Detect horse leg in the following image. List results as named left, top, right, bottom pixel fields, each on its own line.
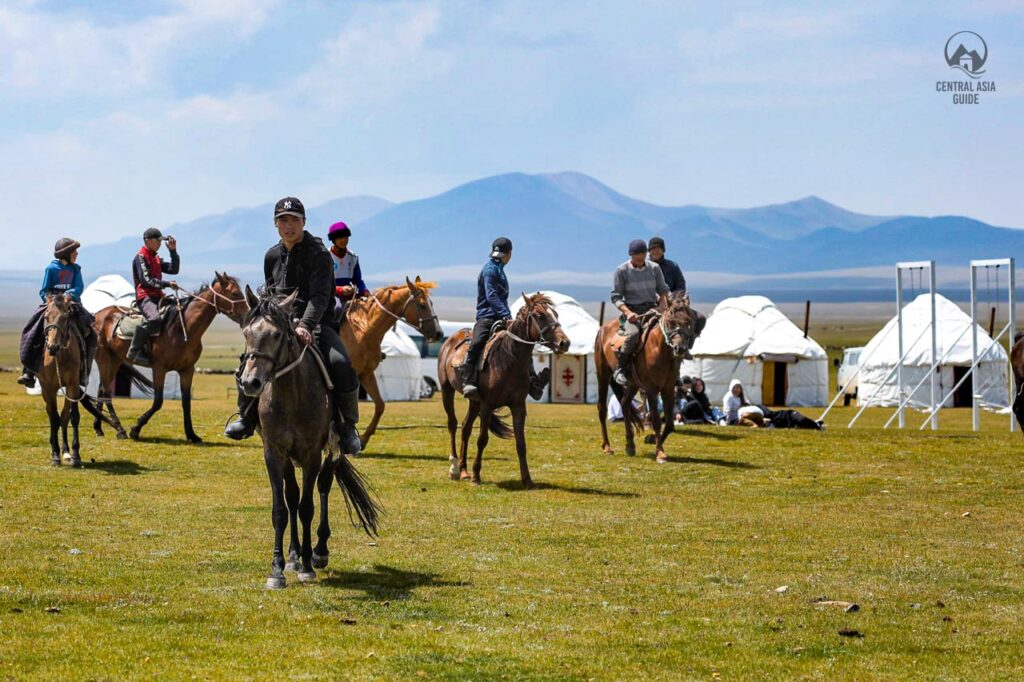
left=284, top=461, right=301, bottom=572
left=441, top=383, right=460, bottom=479
left=659, top=386, right=675, bottom=447
left=97, top=352, right=128, bottom=439
left=180, top=366, right=201, bottom=443
left=623, top=387, right=638, bottom=457
left=93, top=384, right=105, bottom=437
left=459, top=400, right=481, bottom=481
left=312, top=454, right=334, bottom=569
left=645, top=387, right=667, bottom=464
left=1013, top=381, right=1024, bottom=436
left=60, top=398, right=72, bottom=463
left=358, top=371, right=385, bottom=449
left=69, top=401, right=82, bottom=468
left=264, top=450, right=288, bottom=589
left=130, top=367, right=165, bottom=440
left=45, top=395, right=61, bottom=466
left=511, top=401, right=533, bottom=489
left=597, top=370, right=613, bottom=455
left=472, top=406, right=492, bottom=485
left=296, top=456, right=321, bottom=582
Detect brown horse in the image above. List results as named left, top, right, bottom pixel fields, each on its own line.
left=437, top=293, right=570, bottom=488
left=1011, top=332, right=1024, bottom=434
left=340, top=276, right=442, bottom=447
left=36, top=294, right=113, bottom=466
left=92, top=272, right=248, bottom=442
left=595, top=292, right=705, bottom=463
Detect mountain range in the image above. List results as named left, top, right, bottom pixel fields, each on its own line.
left=78, top=171, right=1023, bottom=299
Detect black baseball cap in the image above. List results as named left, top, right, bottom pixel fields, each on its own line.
left=648, top=237, right=666, bottom=251
left=274, top=197, right=305, bottom=219
left=490, top=237, right=513, bottom=258
left=143, top=227, right=162, bottom=240
left=628, top=239, right=648, bottom=255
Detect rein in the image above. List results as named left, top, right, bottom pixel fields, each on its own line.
left=240, top=325, right=333, bottom=391
left=184, top=284, right=250, bottom=315
left=369, top=289, right=440, bottom=336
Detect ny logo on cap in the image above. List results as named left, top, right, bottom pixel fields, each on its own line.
left=283, top=200, right=292, bottom=209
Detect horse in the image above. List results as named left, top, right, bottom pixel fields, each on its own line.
left=239, top=286, right=380, bottom=589
left=595, top=292, right=705, bottom=463
left=36, top=294, right=115, bottom=467
left=1011, top=332, right=1024, bottom=435
left=437, top=293, right=570, bottom=488
left=92, top=272, right=248, bottom=442
left=340, top=276, right=442, bottom=448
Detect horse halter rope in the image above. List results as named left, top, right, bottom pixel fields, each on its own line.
left=43, top=316, right=85, bottom=402
left=505, top=308, right=564, bottom=351
left=370, top=290, right=440, bottom=336
left=186, top=284, right=250, bottom=316
left=239, top=317, right=333, bottom=391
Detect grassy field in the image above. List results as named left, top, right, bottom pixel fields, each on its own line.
left=1, top=365, right=1023, bottom=680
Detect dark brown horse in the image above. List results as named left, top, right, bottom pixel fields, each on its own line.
left=595, top=292, right=705, bottom=463
left=92, top=272, right=248, bottom=442
left=36, top=294, right=113, bottom=467
left=1012, top=332, right=1024, bottom=434
left=437, top=293, right=570, bottom=488
left=340, top=277, right=442, bottom=448
left=239, top=286, right=380, bottom=588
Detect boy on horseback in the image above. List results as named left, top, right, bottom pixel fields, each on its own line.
left=610, top=239, right=669, bottom=386
left=127, top=228, right=180, bottom=364
left=461, top=237, right=549, bottom=400
left=224, top=197, right=363, bottom=456
left=327, top=220, right=368, bottom=318
left=18, top=238, right=98, bottom=388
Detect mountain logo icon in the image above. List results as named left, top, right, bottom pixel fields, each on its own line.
left=945, top=31, right=987, bottom=78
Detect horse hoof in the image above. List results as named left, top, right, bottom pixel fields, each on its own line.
left=644, top=435, right=656, bottom=445
left=116, top=431, right=128, bottom=440
left=265, top=575, right=287, bottom=590
left=62, top=452, right=73, bottom=464
left=312, top=553, right=329, bottom=569
left=656, top=452, right=668, bottom=464
left=602, top=445, right=613, bottom=455
left=297, top=570, right=317, bottom=583
left=129, top=428, right=141, bottom=441
left=187, top=436, right=203, bottom=444
left=459, top=471, right=472, bottom=481
left=285, top=560, right=300, bottom=573
left=70, top=457, right=82, bottom=469
left=50, top=455, right=61, bottom=466
left=625, top=446, right=636, bottom=457
left=471, top=476, right=481, bottom=485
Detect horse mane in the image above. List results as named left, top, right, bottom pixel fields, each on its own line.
left=244, top=287, right=295, bottom=339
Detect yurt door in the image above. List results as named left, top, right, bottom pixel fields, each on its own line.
left=551, top=354, right=585, bottom=403
left=761, top=361, right=788, bottom=406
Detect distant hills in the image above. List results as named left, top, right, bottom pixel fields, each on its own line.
left=76, top=171, right=1022, bottom=300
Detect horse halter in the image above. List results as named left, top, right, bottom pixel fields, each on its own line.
left=189, top=283, right=250, bottom=318
left=371, top=289, right=440, bottom=337
left=658, top=309, right=694, bottom=356
left=507, top=307, right=564, bottom=351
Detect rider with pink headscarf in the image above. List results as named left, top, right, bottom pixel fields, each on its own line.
left=327, top=221, right=368, bottom=317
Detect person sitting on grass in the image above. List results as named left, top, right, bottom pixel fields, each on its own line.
left=679, top=377, right=719, bottom=424
left=722, top=379, right=764, bottom=427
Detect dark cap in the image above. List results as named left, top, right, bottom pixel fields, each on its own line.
left=628, top=239, right=648, bottom=255
left=681, top=375, right=693, bottom=385
left=274, top=197, right=305, bottom=220
left=648, top=237, right=666, bottom=251
left=490, top=237, right=513, bottom=258
left=54, top=237, right=80, bottom=260
left=143, top=227, right=162, bottom=240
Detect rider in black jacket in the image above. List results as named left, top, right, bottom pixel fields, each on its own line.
left=223, top=197, right=362, bottom=454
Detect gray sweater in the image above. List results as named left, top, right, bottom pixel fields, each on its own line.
left=611, top=260, right=669, bottom=311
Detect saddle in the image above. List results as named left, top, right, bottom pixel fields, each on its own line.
left=452, top=326, right=508, bottom=372
left=114, top=296, right=190, bottom=340
left=607, top=312, right=659, bottom=354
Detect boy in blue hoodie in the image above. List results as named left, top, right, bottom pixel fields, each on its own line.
left=18, top=238, right=98, bottom=388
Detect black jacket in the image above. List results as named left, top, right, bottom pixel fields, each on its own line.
left=688, top=389, right=712, bottom=415
left=651, top=256, right=686, bottom=294
left=263, top=231, right=336, bottom=330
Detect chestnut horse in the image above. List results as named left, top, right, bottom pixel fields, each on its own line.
left=437, top=293, right=570, bottom=488
left=340, top=276, right=442, bottom=448
left=92, top=272, right=248, bottom=442
left=595, top=292, right=705, bottom=463
left=36, top=294, right=113, bottom=466
left=1012, top=332, right=1024, bottom=434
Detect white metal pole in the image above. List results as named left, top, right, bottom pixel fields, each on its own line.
left=896, top=266, right=905, bottom=428
left=929, top=264, right=938, bottom=430
left=971, top=265, right=979, bottom=431
left=1009, top=258, right=1017, bottom=433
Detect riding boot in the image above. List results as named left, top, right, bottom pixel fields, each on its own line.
left=334, top=388, right=363, bottom=455
left=80, top=330, right=99, bottom=387
left=126, top=325, right=151, bottom=364
left=528, top=366, right=550, bottom=401
left=462, top=361, right=480, bottom=398
left=613, top=351, right=632, bottom=386
left=17, top=367, right=36, bottom=388
left=224, top=392, right=259, bottom=440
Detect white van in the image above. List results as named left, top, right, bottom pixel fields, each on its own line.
left=398, top=320, right=473, bottom=398
left=835, top=346, right=864, bottom=406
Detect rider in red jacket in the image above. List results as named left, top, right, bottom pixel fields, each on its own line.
left=127, top=228, right=180, bottom=363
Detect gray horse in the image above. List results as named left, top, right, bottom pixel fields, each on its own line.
left=239, top=286, right=380, bottom=589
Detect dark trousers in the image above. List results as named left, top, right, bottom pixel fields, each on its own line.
left=465, top=318, right=497, bottom=370
left=138, top=297, right=161, bottom=331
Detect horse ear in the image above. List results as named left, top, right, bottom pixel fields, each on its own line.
left=695, top=311, right=707, bottom=336
left=244, top=284, right=259, bottom=310
left=521, top=292, right=530, bottom=308
left=415, top=275, right=423, bottom=284
left=279, top=289, right=299, bottom=314
left=406, top=276, right=416, bottom=292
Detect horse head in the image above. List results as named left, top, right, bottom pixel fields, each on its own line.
left=211, top=271, right=249, bottom=326
left=238, top=285, right=300, bottom=397
left=519, top=292, right=570, bottom=354
left=662, top=292, right=705, bottom=359
left=44, top=293, right=73, bottom=356
left=403, top=276, right=442, bottom=342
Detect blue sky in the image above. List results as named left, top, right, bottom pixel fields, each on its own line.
left=1, top=0, right=1021, bottom=267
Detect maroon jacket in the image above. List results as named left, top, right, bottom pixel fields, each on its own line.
left=132, top=246, right=180, bottom=300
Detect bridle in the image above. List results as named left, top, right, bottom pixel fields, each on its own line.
left=185, top=282, right=250, bottom=318
left=657, top=308, right=695, bottom=356
left=43, top=304, right=85, bottom=402
left=504, top=306, right=564, bottom=351
left=370, top=289, right=440, bottom=337
left=238, top=310, right=333, bottom=391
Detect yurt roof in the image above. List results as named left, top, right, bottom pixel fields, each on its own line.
left=509, top=290, right=599, bottom=355
left=689, top=295, right=826, bottom=360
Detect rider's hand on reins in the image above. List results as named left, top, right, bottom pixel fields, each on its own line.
left=295, top=326, right=313, bottom=346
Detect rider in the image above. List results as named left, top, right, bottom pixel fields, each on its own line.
left=610, top=239, right=669, bottom=386
left=327, top=220, right=369, bottom=319
left=647, top=237, right=686, bottom=294
left=461, top=237, right=549, bottom=400
left=223, top=197, right=363, bottom=456
left=17, top=238, right=99, bottom=388
left=127, top=228, right=180, bottom=364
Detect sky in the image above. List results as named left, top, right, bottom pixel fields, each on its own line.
left=1, top=0, right=1022, bottom=268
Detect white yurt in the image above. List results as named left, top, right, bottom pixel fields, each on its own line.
left=680, top=295, right=828, bottom=406
left=80, top=275, right=182, bottom=399
left=857, top=293, right=1009, bottom=410
left=373, top=326, right=425, bottom=401
left=510, top=291, right=600, bottom=403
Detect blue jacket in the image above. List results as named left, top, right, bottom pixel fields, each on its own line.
left=476, top=257, right=511, bottom=320
left=39, top=259, right=84, bottom=302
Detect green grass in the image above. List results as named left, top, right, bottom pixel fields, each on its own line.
left=1, top=368, right=1023, bottom=680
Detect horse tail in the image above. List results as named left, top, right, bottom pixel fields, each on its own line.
left=609, top=380, right=645, bottom=432
left=78, top=394, right=118, bottom=428
left=488, top=409, right=515, bottom=440
left=123, top=365, right=154, bottom=395
left=333, top=454, right=383, bottom=537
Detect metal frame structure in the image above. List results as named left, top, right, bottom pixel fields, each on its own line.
left=969, top=258, right=1016, bottom=432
